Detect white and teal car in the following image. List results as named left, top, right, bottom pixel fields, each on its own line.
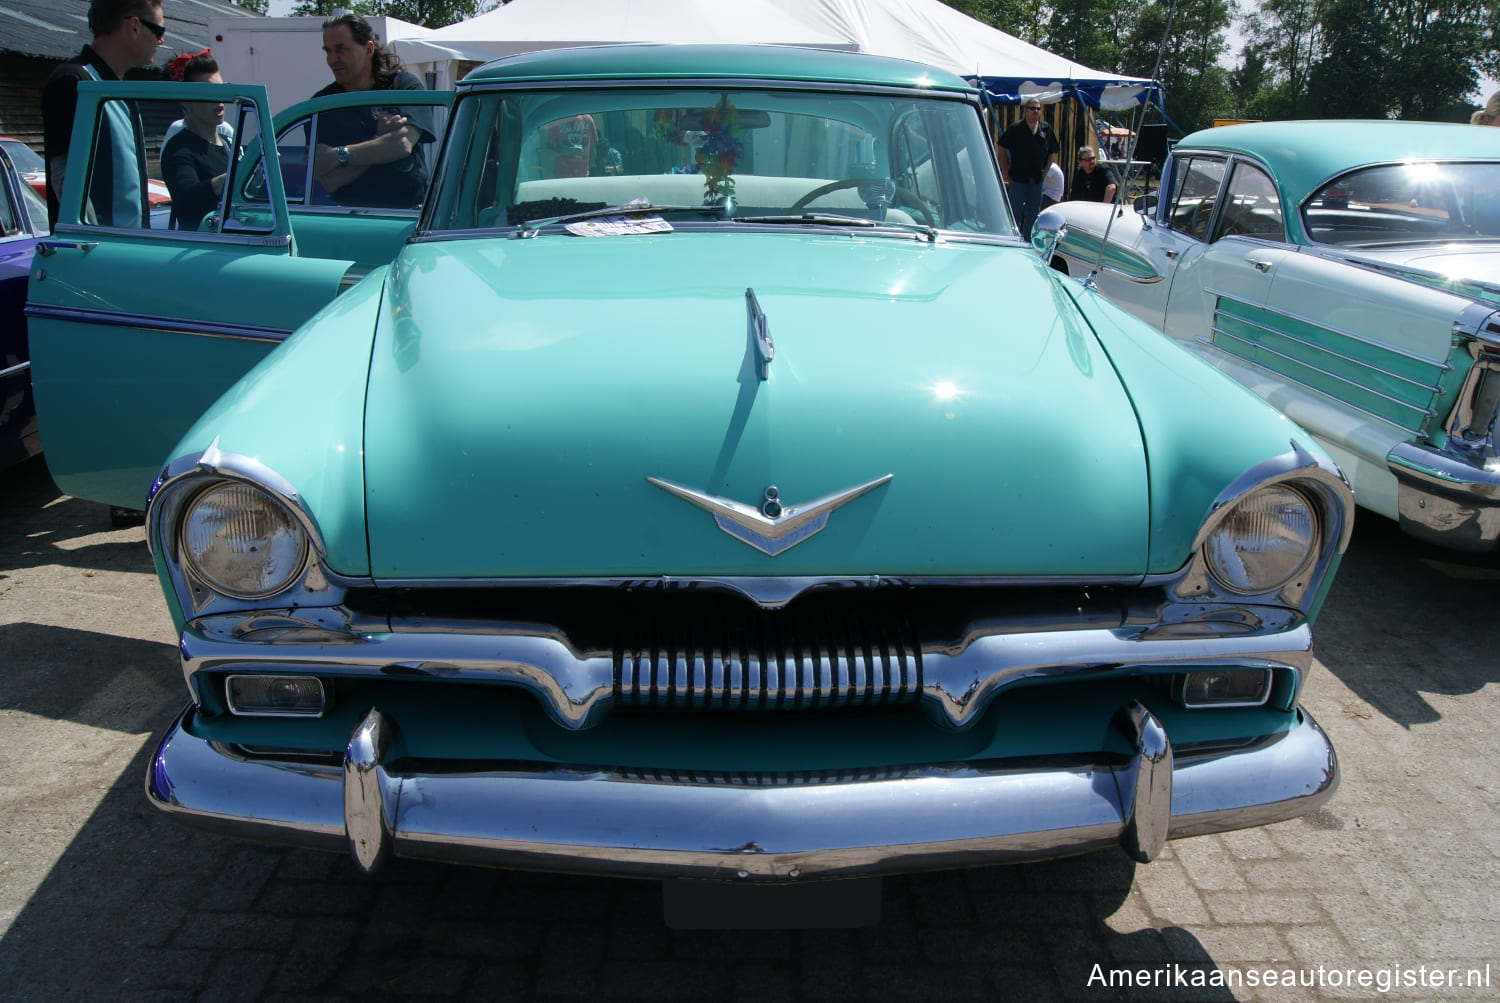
left=1037, top=121, right=1500, bottom=553
left=27, top=46, right=1349, bottom=885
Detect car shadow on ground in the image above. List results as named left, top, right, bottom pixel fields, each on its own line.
left=1313, top=511, right=1500, bottom=727
left=0, top=739, right=1234, bottom=1002
left=0, top=457, right=152, bottom=579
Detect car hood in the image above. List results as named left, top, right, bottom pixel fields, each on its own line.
left=1331, top=243, right=1500, bottom=305
left=361, top=232, right=1151, bottom=579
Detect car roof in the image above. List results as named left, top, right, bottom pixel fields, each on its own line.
left=462, top=42, right=976, bottom=94
left=1174, top=120, right=1500, bottom=198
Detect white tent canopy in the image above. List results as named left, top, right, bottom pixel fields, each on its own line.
left=395, top=0, right=855, bottom=63
left=394, top=0, right=1155, bottom=111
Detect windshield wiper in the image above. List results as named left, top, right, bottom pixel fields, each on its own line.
left=734, top=213, right=938, bottom=241
left=513, top=201, right=716, bottom=236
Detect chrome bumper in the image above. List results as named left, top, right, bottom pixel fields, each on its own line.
left=146, top=702, right=1338, bottom=881
left=1390, top=441, right=1500, bottom=552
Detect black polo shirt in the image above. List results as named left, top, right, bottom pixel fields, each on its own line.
left=998, top=117, right=1059, bottom=184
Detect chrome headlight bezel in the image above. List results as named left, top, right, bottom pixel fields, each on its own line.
left=1167, top=442, right=1354, bottom=611
left=178, top=481, right=310, bottom=600
left=146, top=440, right=353, bottom=618
left=1203, top=483, right=1320, bottom=596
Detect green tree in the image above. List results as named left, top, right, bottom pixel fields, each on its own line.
left=289, top=0, right=498, bottom=27
left=1045, top=0, right=1118, bottom=70
left=1121, top=0, right=1236, bottom=130
left=232, top=0, right=269, bottom=13
left=1242, top=0, right=1320, bottom=115
left=943, top=0, right=1052, bottom=45
left=1303, top=0, right=1391, bottom=117
left=1293, top=0, right=1488, bottom=119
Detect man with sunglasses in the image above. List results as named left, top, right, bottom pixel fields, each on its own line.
left=997, top=98, right=1059, bottom=240
left=42, top=0, right=165, bottom=228
left=1070, top=145, right=1118, bottom=204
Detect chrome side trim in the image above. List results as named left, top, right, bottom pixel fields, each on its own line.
left=1204, top=284, right=1459, bottom=370
left=48, top=221, right=293, bottom=249
left=177, top=611, right=1313, bottom=732
left=0, top=360, right=29, bottom=379
left=1203, top=325, right=1437, bottom=434
left=1206, top=306, right=1445, bottom=397
left=144, top=703, right=1338, bottom=881
left=23, top=303, right=292, bottom=344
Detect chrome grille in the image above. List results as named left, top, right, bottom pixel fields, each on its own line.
left=615, top=615, right=921, bottom=710
left=616, top=766, right=914, bottom=786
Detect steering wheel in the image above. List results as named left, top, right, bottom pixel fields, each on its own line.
left=790, top=178, right=937, bottom=228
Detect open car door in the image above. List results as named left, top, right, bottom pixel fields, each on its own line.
left=26, top=81, right=357, bottom=509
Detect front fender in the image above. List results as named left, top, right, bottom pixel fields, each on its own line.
left=1035, top=204, right=1164, bottom=283
left=160, top=270, right=389, bottom=582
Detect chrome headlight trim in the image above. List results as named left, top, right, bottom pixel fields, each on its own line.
left=1203, top=484, right=1319, bottom=595
left=1159, top=440, right=1353, bottom=612
left=179, top=481, right=310, bottom=600
left=147, top=438, right=366, bottom=617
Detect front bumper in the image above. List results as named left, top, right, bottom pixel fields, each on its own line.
left=146, top=701, right=1338, bottom=881
left=1389, top=441, right=1500, bottom=552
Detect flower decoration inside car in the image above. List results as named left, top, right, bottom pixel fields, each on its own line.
left=654, top=98, right=743, bottom=202
left=694, top=95, right=742, bottom=202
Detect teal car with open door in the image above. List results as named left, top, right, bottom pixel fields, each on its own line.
left=28, top=47, right=1349, bottom=892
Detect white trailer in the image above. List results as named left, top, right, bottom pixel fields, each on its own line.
left=205, top=15, right=440, bottom=115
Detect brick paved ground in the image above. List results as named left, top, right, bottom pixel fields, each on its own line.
left=1, top=455, right=1496, bottom=1001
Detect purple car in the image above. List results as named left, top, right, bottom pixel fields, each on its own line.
left=0, top=142, right=48, bottom=470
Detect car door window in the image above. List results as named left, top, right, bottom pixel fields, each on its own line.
left=1214, top=161, right=1283, bottom=241
left=74, top=91, right=263, bottom=233
left=1164, top=155, right=1225, bottom=241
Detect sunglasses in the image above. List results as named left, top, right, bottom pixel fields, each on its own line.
left=1024, top=105, right=1042, bottom=112
left=134, top=15, right=166, bottom=40
left=1080, top=156, right=1096, bottom=162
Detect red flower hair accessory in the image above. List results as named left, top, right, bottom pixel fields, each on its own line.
left=169, top=49, right=211, bottom=83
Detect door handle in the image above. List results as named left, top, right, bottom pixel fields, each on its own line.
left=1164, top=249, right=1178, bottom=259
left=1249, top=258, right=1273, bottom=273
left=37, top=240, right=99, bottom=257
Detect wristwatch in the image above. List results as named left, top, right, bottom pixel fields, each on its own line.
left=334, top=146, right=350, bottom=166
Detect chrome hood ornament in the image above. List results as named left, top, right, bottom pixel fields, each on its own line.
left=647, top=474, right=893, bottom=556
left=746, top=287, right=774, bottom=381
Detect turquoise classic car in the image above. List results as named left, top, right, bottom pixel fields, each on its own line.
left=28, top=46, right=1350, bottom=886
left=1037, top=121, right=1500, bottom=553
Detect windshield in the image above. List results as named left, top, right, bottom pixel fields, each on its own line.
left=0, top=138, right=44, bottom=174
left=425, top=86, right=1011, bottom=236
left=1304, top=162, right=1500, bottom=245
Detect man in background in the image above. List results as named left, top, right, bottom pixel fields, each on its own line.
left=1070, top=145, right=1118, bottom=204
left=42, top=0, right=164, bottom=227
left=310, top=12, right=434, bottom=208
left=997, top=99, right=1058, bottom=240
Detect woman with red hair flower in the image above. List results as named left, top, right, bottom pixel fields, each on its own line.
left=161, top=49, right=233, bottom=230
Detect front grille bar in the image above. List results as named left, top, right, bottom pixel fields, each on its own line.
left=614, top=614, right=922, bottom=710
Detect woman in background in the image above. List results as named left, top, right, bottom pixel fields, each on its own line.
left=161, top=50, right=230, bottom=230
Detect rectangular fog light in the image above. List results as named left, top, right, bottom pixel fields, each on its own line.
left=226, top=675, right=327, bottom=717
left=1174, top=669, right=1272, bottom=708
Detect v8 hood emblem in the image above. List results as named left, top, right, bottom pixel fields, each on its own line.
left=646, top=474, right=893, bottom=556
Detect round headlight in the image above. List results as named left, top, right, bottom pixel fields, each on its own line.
left=1204, top=485, right=1318, bottom=594
left=180, top=482, right=309, bottom=599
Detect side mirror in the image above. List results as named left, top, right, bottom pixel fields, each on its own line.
left=1134, top=193, right=1157, bottom=215
left=1032, top=218, right=1066, bottom=261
